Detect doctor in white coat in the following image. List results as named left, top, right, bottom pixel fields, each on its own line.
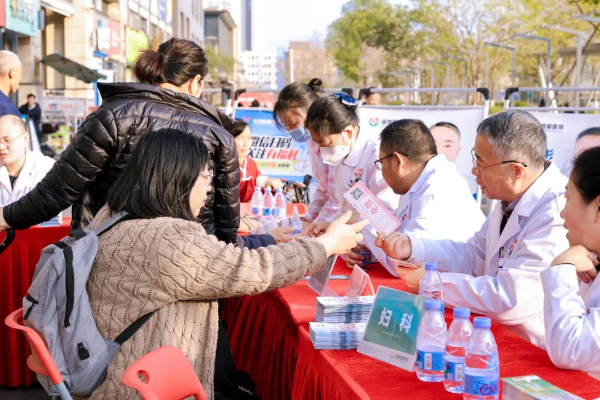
left=0, top=115, right=55, bottom=206
left=305, top=93, right=399, bottom=263
left=362, top=119, right=485, bottom=275
left=541, top=146, right=600, bottom=380
left=375, top=110, right=569, bottom=348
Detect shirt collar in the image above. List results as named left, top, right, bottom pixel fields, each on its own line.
left=342, top=128, right=367, bottom=167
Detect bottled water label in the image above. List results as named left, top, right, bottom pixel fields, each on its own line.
left=464, top=373, right=499, bottom=397
left=263, top=208, right=272, bottom=217
left=251, top=207, right=261, bottom=216
left=275, top=208, right=286, bottom=218
left=444, top=359, right=464, bottom=382
left=417, top=350, right=444, bottom=371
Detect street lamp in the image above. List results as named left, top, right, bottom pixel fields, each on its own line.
left=541, top=24, right=585, bottom=107
left=513, top=33, right=552, bottom=95
left=571, top=14, right=600, bottom=24
left=427, top=60, right=450, bottom=88
left=443, top=55, right=468, bottom=87
left=463, top=50, right=490, bottom=87
left=413, top=65, right=435, bottom=88
left=484, top=42, right=516, bottom=87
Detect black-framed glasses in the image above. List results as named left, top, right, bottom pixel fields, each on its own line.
left=471, top=148, right=528, bottom=174
left=332, top=92, right=358, bottom=107
left=374, top=153, right=408, bottom=171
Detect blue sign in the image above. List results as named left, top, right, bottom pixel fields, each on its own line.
left=159, top=0, right=166, bottom=21
left=232, top=108, right=312, bottom=182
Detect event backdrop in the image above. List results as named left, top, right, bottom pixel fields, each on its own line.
left=358, top=107, right=487, bottom=194
left=232, top=108, right=312, bottom=182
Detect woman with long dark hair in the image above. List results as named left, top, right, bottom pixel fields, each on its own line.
left=0, top=38, right=239, bottom=244
left=86, top=129, right=367, bottom=399
left=542, top=146, right=600, bottom=380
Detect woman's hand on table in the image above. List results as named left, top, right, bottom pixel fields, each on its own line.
left=314, top=211, right=368, bottom=257
left=307, top=220, right=330, bottom=237
left=268, top=226, right=295, bottom=243
left=375, top=231, right=412, bottom=260
left=551, top=245, right=599, bottom=283
left=345, top=248, right=364, bottom=267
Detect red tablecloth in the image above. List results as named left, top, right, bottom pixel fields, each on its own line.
left=0, top=220, right=71, bottom=387
left=223, top=259, right=600, bottom=400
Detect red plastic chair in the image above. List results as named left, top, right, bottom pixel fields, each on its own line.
left=121, top=346, right=208, bottom=400
left=287, top=202, right=308, bottom=216
left=4, top=308, right=72, bottom=400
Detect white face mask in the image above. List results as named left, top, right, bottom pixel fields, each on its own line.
left=320, top=133, right=351, bottom=166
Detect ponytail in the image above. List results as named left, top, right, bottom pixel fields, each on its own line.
left=133, top=38, right=208, bottom=86
left=274, top=78, right=323, bottom=129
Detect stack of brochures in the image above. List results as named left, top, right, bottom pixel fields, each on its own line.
left=38, top=214, right=62, bottom=227
left=502, top=375, right=584, bottom=400
left=309, top=322, right=366, bottom=350
left=315, top=296, right=374, bottom=323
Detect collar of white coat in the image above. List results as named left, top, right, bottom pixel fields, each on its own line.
left=342, top=128, right=369, bottom=168
left=406, top=154, right=450, bottom=199
left=509, top=161, right=566, bottom=219
left=0, top=150, right=37, bottom=192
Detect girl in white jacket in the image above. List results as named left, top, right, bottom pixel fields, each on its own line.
left=304, top=93, right=400, bottom=267
left=542, top=145, right=600, bottom=380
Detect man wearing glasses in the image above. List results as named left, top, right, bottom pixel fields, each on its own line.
left=0, top=115, right=55, bottom=207
left=363, top=119, right=484, bottom=276
left=375, top=110, right=569, bottom=348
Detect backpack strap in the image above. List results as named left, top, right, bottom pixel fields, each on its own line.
left=93, top=211, right=133, bottom=236
left=114, top=312, right=155, bottom=345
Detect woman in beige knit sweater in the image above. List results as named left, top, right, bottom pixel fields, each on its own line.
left=85, top=128, right=368, bottom=399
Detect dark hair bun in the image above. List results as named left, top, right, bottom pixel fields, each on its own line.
left=133, top=38, right=208, bottom=87
left=308, top=78, right=323, bottom=93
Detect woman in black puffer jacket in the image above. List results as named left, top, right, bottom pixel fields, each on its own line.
left=0, top=38, right=240, bottom=244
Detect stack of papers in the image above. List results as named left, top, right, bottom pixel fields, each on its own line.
left=309, top=322, right=366, bottom=350
left=315, top=296, right=374, bottom=323
left=38, top=214, right=62, bottom=227
left=502, top=375, right=584, bottom=400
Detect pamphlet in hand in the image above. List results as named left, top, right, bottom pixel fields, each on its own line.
left=343, top=180, right=401, bottom=235
left=501, top=375, right=584, bottom=400
left=358, top=286, right=426, bottom=371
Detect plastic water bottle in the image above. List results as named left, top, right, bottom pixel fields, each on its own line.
left=291, top=206, right=302, bottom=235
left=419, top=262, right=444, bottom=314
left=262, top=186, right=274, bottom=221
left=444, top=308, right=473, bottom=394
left=251, top=186, right=263, bottom=219
left=463, top=317, right=499, bottom=400
left=416, top=299, right=447, bottom=382
left=274, top=188, right=287, bottom=221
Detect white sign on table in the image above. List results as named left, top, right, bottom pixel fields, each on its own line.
left=345, top=266, right=375, bottom=297
left=308, top=255, right=338, bottom=296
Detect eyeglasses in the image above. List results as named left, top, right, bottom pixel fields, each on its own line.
left=0, top=132, right=26, bottom=147
left=374, top=152, right=408, bottom=171
left=199, top=172, right=213, bottom=186
left=471, top=148, right=528, bottom=174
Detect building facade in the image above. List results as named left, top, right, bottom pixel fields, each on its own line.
left=239, top=50, right=277, bottom=89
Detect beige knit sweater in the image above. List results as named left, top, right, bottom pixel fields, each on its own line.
left=84, top=206, right=328, bottom=399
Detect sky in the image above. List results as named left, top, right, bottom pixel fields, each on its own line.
left=262, top=0, right=347, bottom=51
left=262, top=0, right=407, bottom=52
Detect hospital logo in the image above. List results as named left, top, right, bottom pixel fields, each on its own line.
left=545, top=148, right=554, bottom=160
left=369, top=118, right=380, bottom=127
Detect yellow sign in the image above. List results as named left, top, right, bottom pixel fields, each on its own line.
left=126, top=27, right=149, bottom=66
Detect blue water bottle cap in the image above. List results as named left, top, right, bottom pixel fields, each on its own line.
left=254, top=186, right=261, bottom=191
left=424, top=262, right=438, bottom=271
left=473, top=317, right=491, bottom=329
left=453, top=307, right=470, bottom=319
left=424, top=299, right=441, bottom=310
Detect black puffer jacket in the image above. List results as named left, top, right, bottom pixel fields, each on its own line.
left=3, top=82, right=240, bottom=243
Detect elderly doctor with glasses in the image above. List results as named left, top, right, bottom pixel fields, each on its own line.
left=375, top=110, right=569, bottom=349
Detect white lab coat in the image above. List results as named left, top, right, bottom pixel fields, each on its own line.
left=305, top=139, right=340, bottom=223
left=328, top=132, right=399, bottom=222
left=365, top=154, right=486, bottom=276
left=0, top=150, right=55, bottom=206
left=541, top=264, right=600, bottom=380
left=407, top=162, right=569, bottom=348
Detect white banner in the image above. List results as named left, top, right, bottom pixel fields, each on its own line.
left=526, top=112, right=600, bottom=176
left=358, top=107, right=487, bottom=194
